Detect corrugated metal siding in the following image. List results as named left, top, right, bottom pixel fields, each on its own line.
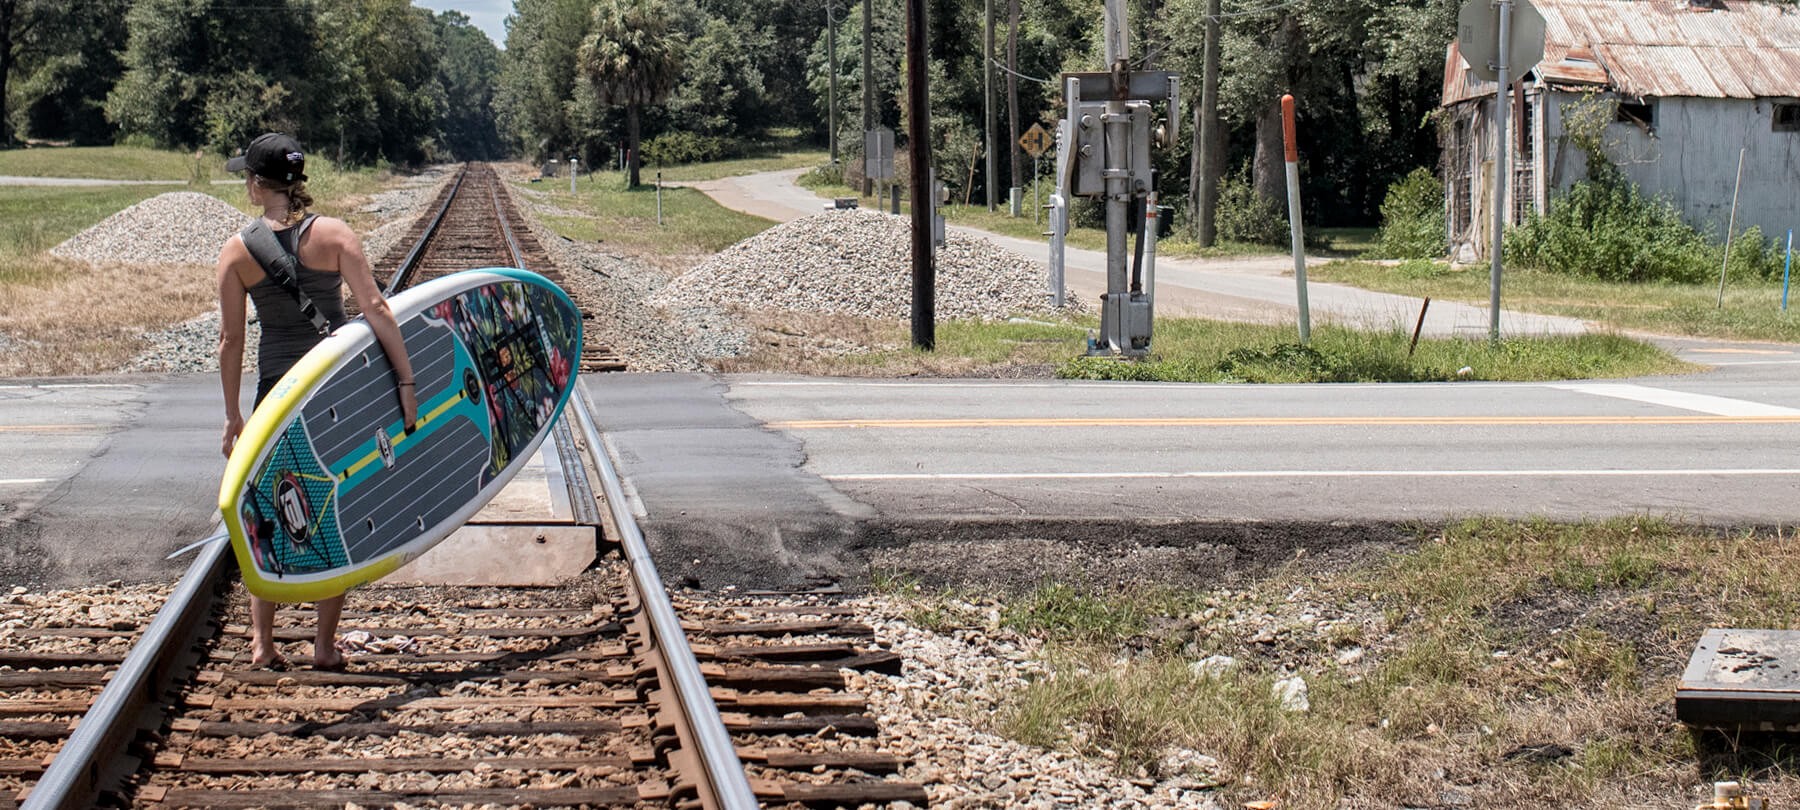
left=1444, top=0, right=1800, bottom=105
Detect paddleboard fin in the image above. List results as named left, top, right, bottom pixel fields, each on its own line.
left=166, top=530, right=230, bottom=560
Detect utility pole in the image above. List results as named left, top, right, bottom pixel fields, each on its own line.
left=984, top=0, right=996, bottom=210
left=862, top=0, right=874, bottom=195
left=907, top=0, right=934, bottom=348
left=1196, top=0, right=1221, bottom=245
left=828, top=0, right=839, bottom=164
left=1007, top=0, right=1021, bottom=189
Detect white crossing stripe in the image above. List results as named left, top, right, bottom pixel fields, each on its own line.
left=825, top=468, right=1800, bottom=481
left=1547, top=383, right=1800, bottom=416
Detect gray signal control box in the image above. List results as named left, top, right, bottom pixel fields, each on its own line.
left=1070, top=101, right=1154, bottom=198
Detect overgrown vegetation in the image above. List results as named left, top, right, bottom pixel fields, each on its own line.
left=877, top=517, right=1800, bottom=807
left=522, top=171, right=773, bottom=257
left=718, top=313, right=1689, bottom=382
left=1216, top=171, right=1291, bottom=246
left=1505, top=93, right=1783, bottom=284
left=1375, top=167, right=1445, bottom=259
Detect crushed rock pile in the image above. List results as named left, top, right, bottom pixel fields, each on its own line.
left=653, top=209, right=1082, bottom=320
left=50, top=191, right=250, bottom=265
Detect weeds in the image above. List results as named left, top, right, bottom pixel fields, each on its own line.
left=878, top=518, right=1800, bottom=807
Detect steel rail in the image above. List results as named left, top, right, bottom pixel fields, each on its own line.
left=489, top=179, right=758, bottom=810
left=22, top=535, right=233, bottom=810
left=382, top=164, right=468, bottom=296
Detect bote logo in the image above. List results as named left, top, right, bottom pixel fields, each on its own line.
left=275, top=472, right=311, bottom=541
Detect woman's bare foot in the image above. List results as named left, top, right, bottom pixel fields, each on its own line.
left=249, top=653, right=289, bottom=671
left=312, top=646, right=346, bottom=671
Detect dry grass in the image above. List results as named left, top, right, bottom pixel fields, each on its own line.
left=0, top=256, right=215, bottom=376
left=884, top=517, right=1800, bottom=809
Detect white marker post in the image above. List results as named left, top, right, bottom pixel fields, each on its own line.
left=1489, top=0, right=1511, bottom=342
left=1281, top=94, right=1310, bottom=343
left=569, top=158, right=578, bottom=194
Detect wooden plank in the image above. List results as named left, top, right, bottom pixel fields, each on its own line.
left=0, top=652, right=125, bottom=668
left=199, top=668, right=627, bottom=688
left=187, top=694, right=630, bottom=713
left=0, top=699, right=89, bottom=716
left=0, top=671, right=107, bottom=688
left=726, top=713, right=879, bottom=737
left=699, top=620, right=874, bottom=638
left=0, top=759, right=43, bottom=776
left=207, top=648, right=629, bottom=666
left=712, top=692, right=866, bottom=712
left=701, top=642, right=860, bottom=662
left=165, top=754, right=632, bottom=774
left=7, top=628, right=136, bottom=639
left=219, top=624, right=619, bottom=640
left=0, top=720, right=73, bottom=740
left=279, top=607, right=602, bottom=620
left=169, top=717, right=634, bottom=739
left=151, top=787, right=643, bottom=808
left=750, top=750, right=904, bottom=773
left=780, top=781, right=932, bottom=805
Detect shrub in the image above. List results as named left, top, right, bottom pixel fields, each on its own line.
left=1216, top=171, right=1289, bottom=246
left=1376, top=168, right=1446, bottom=259
left=640, top=132, right=733, bottom=166
left=799, top=160, right=843, bottom=188
left=1505, top=178, right=1714, bottom=283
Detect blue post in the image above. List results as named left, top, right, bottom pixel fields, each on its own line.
left=1784, top=229, right=1794, bottom=312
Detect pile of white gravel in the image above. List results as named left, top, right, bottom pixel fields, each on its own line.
left=49, top=191, right=249, bottom=265
left=653, top=210, right=1081, bottom=321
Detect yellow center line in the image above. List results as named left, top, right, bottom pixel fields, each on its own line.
left=768, top=415, right=1800, bottom=429
left=338, top=391, right=468, bottom=481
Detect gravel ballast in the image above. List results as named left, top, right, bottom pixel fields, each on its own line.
left=49, top=191, right=250, bottom=266
left=653, top=209, right=1083, bottom=321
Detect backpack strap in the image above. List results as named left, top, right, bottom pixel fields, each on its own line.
left=240, top=219, right=330, bottom=335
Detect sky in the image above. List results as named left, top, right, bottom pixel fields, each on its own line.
left=412, top=1, right=510, bottom=49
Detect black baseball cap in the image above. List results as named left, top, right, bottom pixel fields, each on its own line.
left=226, top=133, right=308, bottom=183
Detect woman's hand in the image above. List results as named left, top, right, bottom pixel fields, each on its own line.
left=398, top=383, right=419, bottom=431
left=222, top=414, right=245, bottom=458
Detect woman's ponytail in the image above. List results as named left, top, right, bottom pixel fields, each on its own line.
left=254, top=177, right=313, bottom=225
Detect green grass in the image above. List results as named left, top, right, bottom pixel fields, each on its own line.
left=887, top=517, right=1800, bottom=807
left=650, top=149, right=829, bottom=183
left=1312, top=260, right=1800, bottom=343
left=0, top=145, right=234, bottom=182
left=525, top=171, right=775, bottom=255
left=0, top=185, right=191, bottom=262
left=802, top=316, right=1690, bottom=382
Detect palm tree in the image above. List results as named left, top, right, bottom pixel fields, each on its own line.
left=578, top=0, right=684, bottom=188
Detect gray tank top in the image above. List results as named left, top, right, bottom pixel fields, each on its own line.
left=245, top=215, right=348, bottom=377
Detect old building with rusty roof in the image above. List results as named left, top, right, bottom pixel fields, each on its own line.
left=1442, top=0, right=1800, bottom=260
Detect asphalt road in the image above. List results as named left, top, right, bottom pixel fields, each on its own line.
left=4, top=171, right=1797, bottom=592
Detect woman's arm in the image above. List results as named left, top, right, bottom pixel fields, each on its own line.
left=325, top=218, right=419, bottom=429
left=217, top=242, right=250, bottom=457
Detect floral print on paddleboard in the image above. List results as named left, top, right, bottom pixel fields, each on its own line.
left=430, top=280, right=580, bottom=479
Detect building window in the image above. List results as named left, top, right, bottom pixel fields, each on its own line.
left=1616, top=100, right=1655, bottom=129
left=1775, top=103, right=1800, bottom=133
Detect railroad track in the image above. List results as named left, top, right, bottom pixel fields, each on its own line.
left=374, top=163, right=626, bottom=373
left=3, top=164, right=928, bottom=809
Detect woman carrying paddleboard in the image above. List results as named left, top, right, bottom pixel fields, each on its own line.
left=216, top=132, right=419, bottom=671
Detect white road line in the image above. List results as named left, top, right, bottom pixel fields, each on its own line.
left=1547, top=383, right=1800, bottom=416
left=0, top=383, right=138, bottom=390
left=824, top=468, right=1800, bottom=481
left=601, top=432, right=649, bottom=519
left=0, top=478, right=53, bottom=485
left=736, top=380, right=1524, bottom=391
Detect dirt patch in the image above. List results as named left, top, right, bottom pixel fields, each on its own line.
left=859, top=517, right=1417, bottom=595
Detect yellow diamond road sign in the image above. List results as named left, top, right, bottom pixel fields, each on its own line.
left=1019, top=123, right=1052, bottom=158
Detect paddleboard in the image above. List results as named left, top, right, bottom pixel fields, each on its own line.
left=219, top=267, right=584, bottom=602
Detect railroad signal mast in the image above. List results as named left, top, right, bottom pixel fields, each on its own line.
left=1051, top=0, right=1180, bottom=357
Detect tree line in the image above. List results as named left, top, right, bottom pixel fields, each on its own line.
left=3, top=0, right=1458, bottom=229
left=1, top=0, right=503, bottom=164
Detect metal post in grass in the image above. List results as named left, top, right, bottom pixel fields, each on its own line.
left=656, top=170, right=663, bottom=227
left=1281, top=94, right=1311, bottom=344
left=1784, top=229, right=1793, bottom=312
left=569, top=158, right=578, bottom=195
left=1488, top=0, right=1512, bottom=343
left=1717, top=147, right=1746, bottom=309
